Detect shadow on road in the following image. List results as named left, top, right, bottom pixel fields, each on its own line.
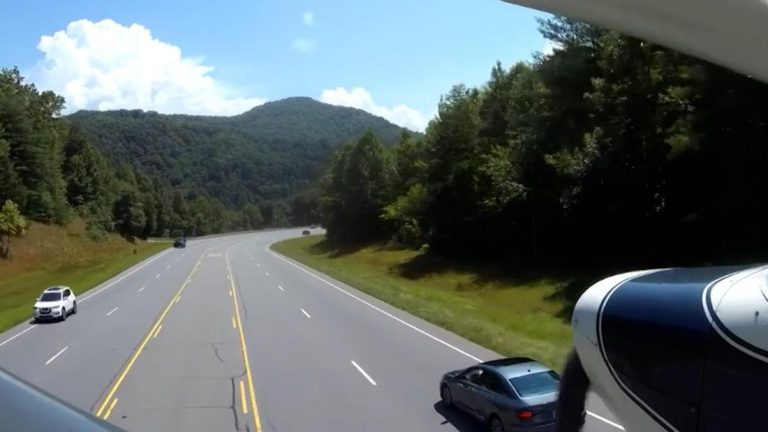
left=28, top=319, right=59, bottom=325
left=433, top=401, right=485, bottom=432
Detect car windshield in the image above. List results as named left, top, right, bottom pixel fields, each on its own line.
left=39, top=292, right=61, bottom=302
left=509, top=371, right=560, bottom=398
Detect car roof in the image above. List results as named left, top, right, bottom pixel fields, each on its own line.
left=43, top=286, right=68, bottom=292
left=481, top=357, right=551, bottom=379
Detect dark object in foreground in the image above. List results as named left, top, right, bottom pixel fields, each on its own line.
left=173, top=238, right=186, bottom=248
left=0, top=366, right=122, bottom=431
left=440, top=357, right=558, bottom=431
left=302, top=230, right=311, bottom=236
left=555, top=350, right=588, bottom=432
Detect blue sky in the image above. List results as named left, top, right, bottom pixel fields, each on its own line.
left=0, top=0, right=549, bottom=130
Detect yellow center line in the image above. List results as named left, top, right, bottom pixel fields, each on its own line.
left=175, top=295, right=181, bottom=304
left=103, top=398, right=118, bottom=420
left=152, top=324, right=163, bottom=339
left=226, top=248, right=262, bottom=432
left=94, top=245, right=216, bottom=418
left=239, top=380, right=248, bottom=414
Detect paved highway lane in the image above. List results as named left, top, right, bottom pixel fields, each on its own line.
left=0, top=229, right=624, bottom=432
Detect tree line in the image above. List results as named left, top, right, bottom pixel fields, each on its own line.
left=319, top=17, right=768, bottom=269
left=0, top=68, right=316, bottom=253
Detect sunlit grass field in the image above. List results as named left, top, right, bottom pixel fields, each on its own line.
left=0, top=220, right=168, bottom=332
left=272, top=235, right=573, bottom=369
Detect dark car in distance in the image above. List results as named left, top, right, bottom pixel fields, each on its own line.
left=173, top=238, right=186, bottom=248
left=440, top=358, right=559, bottom=432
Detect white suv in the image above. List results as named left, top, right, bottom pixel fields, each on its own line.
left=33, top=286, right=77, bottom=322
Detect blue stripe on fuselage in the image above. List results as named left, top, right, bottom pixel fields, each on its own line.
left=598, top=266, right=747, bottom=432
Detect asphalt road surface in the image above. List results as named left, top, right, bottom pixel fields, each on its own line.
left=0, top=229, right=624, bottom=432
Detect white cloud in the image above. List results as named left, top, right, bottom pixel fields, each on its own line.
left=320, top=87, right=429, bottom=132
left=30, top=19, right=265, bottom=115
left=302, top=11, right=314, bottom=26
left=542, top=39, right=562, bottom=56
left=292, top=38, right=317, bottom=52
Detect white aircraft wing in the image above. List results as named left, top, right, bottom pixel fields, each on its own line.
left=503, top=0, right=768, bottom=82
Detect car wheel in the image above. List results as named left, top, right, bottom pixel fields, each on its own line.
left=72, top=301, right=77, bottom=314
left=489, top=415, right=505, bottom=432
left=440, top=384, right=453, bottom=407
left=60, top=308, right=66, bottom=321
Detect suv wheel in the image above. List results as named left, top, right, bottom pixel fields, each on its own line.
left=72, top=301, right=77, bottom=314
left=60, top=307, right=67, bottom=321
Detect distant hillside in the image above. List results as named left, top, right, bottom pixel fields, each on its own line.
left=68, top=97, right=408, bottom=207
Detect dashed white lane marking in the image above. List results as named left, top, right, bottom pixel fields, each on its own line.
left=155, top=274, right=160, bottom=279
left=106, top=307, right=119, bottom=317
left=138, top=286, right=145, bottom=292
left=45, top=346, right=68, bottom=365
left=351, top=361, right=377, bottom=386
left=166, top=265, right=170, bottom=269
left=278, top=285, right=284, bottom=292
left=267, top=246, right=483, bottom=362
left=1, top=249, right=174, bottom=349
left=267, top=243, right=624, bottom=430
left=301, top=309, right=311, bottom=319
left=265, top=272, right=269, bottom=276
left=79, top=249, right=172, bottom=303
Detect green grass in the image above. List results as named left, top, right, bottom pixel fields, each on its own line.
left=272, top=236, right=573, bottom=369
left=0, top=221, right=169, bottom=332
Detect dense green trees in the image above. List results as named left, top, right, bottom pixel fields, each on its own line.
left=0, top=200, right=27, bottom=258
left=320, top=132, right=393, bottom=243
left=0, top=70, right=407, bottom=248
left=68, top=97, right=405, bottom=207
left=320, top=17, right=768, bottom=269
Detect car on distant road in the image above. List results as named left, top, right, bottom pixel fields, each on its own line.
left=440, top=357, right=559, bottom=432
left=302, top=230, right=311, bottom=236
left=173, top=238, right=186, bottom=248
left=33, top=286, right=77, bottom=322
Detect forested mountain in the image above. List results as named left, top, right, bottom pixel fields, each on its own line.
left=68, top=97, right=406, bottom=206
left=0, top=71, right=407, bottom=248
left=320, top=17, right=768, bottom=270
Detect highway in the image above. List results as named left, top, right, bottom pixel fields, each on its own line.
left=0, top=229, right=623, bottom=432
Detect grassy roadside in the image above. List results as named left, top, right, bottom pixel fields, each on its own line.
left=0, top=220, right=169, bottom=332
left=272, top=235, right=573, bottom=369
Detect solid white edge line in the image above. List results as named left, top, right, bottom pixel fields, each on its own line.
left=350, top=361, right=377, bottom=386
left=106, top=307, right=119, bottom=317
left=0, top=325, right=37, bottom=348
left=45, top=346, right=68, bottom=365
left=274, top=241, right=626, bottom=430
left=1, top=248, right=173, bottom=349
left=267, top=245, right=483, bottom=363
left=587, top=411, right=625, bottom=430
left=301, top=308, right=311, bottom=318
left=79, top=249, right=172, bottom=303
